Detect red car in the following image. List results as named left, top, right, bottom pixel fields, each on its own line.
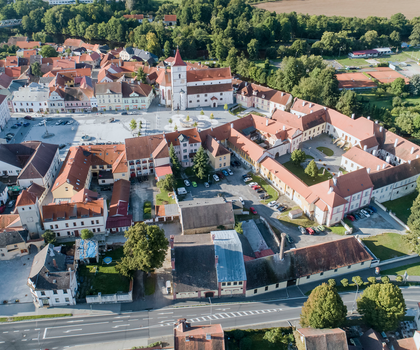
left=252, top=185, right=261, bottom=190
left=24, top=115, right=32, bottom=120
left=346, top=214, right=355, bottom=222
left=250, top=207, right=257, bottom=215
left=306, top=227, right=315, bottom=235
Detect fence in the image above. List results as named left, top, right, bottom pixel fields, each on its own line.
left=389, top=212, right=410, bottom=231
left=86, top=279, right=133, bottom=304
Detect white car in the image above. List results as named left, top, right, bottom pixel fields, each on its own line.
left=361, top=209, right=370, bottom=217
left=55, top=120, right=62, bottom=125
left=184, top=180, right=191, bottom=187
left=227, top=169, right=233, bottom=175
left=213, top=174, right=220, bottom=182
left=243, top=177, right=252, bottom=182
left=239, top=197, right=245, bottom=205
left=38, top=121, right=44, bottom=126
left=268, top=201, right=277, bottom=207
left=249, top=182, right=258, bottom=187
left=204, top=182, right=209, bottom=188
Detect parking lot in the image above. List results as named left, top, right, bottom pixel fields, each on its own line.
left=0, top=250, right=37, bottom=304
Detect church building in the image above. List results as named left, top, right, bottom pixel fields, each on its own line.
left=157, top=49, right=234, bottom=110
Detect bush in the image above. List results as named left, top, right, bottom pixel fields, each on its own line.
left=240, top=337, right=252, bottom=350
left=396, top=275, right=403, bottom=282
left=352, top=276, right=363, bottom=286
left=381, top=276, right=390, bottom=284
left=368, top=276, right=377, bottom=284
left=328, top=279, right=336, bottom=287
left=341, top=278, right=349, bottom=287
left=143, top=201, right=152, bottom=219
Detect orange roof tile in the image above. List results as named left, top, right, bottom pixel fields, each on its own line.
left=43, top=199, right=104, bottom=221
left=342, top=147, right=392, bottom=172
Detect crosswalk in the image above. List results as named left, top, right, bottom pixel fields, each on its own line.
left=158, top=308, right=283, bottom=326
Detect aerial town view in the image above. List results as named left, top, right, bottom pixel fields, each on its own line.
left=1, top=0, right=420, bottom=349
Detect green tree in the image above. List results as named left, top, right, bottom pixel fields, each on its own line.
left=31, top=62, right=42, bottom=77
left=157, top=173, right=175, bottom=192
left=263, top=328, right=289, bottom=349
left=291, top=149, right=306, bottom=165
left=328, top=279, right=336, bottom=287
left=186, top=115, right=190, bottom=121
left=146, top=32, right=161, bottom=57
left=40, top=45, right=58, bottom=57
left=409, top=24, right=420, bottom=46
left=81, top=229, right=94, bottom=240
left=163, top=41, right=172, bottom=58
left=224, top=103, right=228, bottom=111
left=240, top=337, right=252, bottom=350
left=247, top=38, right=259, bottom=60
left=129, top=119, right=137, bottom=132
left=210, top=113, right=214, bottom=119
left=300, top=283, right=347, bottom=328
left=135, top=67, right=147, bottom=84
left=235, top=222, right=243, bottom=234
left=116, top=223, right=168, bottom=277
left=341, top=278, right=349, bottom=287
left=305, top=160, right=318, bottom=178
left=336, top=90, right=361, bottom=116
left=192, top=146, right=209, bottom=180
left=391, top=77, right=406, bottom=96
left=368, top=276, right=377, bottom=284
left=409, top=75, right=420, bottom=96
left=396, top=275, right=403, bottom=282
left=200, top=109, right=204, bottom=115
left=42, top=230, right=56, bottom=244
left=168, top=118, right=173, bottom=124
left=169, top=143, right=181, bottom=175
left=357, top=283, right=406, bottom=332
left=381, top=276, right=391, bottom=284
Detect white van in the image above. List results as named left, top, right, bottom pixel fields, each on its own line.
left=166, top=281, right=172, bottom=294
left=177, top=187, right=187, bottom=195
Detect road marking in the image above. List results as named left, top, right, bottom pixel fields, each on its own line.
left=186, top=315, right=196, bottom=317
left=24, top=329, right=30, bottom=331
left=131, top=319, right=138, bottom=321
left=43, top=328, right=47, bottom=339
left=158, top=312, right=173, bottom=315
left=3, top=331, right=8, bottom=333
left=64, top=329, right=82, bottom=333
left=14, top=330, right=19, bottom=332
left=114, top=316, right=130, bottom=319
left=112, top=324, right=130, bottom=329
left=247, top=311, right=254, bottom=314
left=212, top=315, right=219, bottom=319
left=142, top=318, right=151, bottom=320
left=47, top=322, right=109, bottom=329
left=216, top=308, right=230, bottom=311
left=158, top=317, right=169, bottom=319
left=67, top=320, right=84, bottom=323
left=218, top=314, right=225, bottom=318
left=21, top=339, right=27, bottom=341
left=113, top=320, right=123, bottom=323
left=34, top=328, right=40, bottom=330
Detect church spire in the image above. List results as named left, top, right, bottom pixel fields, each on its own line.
left=173, top=47, right=186, bottom=67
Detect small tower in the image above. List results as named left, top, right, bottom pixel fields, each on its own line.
left=171, top=48, right=187, bottom=111
left=15, top=184, right=44, bottom=239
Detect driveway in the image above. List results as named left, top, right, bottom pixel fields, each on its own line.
left=0, top=251, right=37, bottom=304
left=129, top=176, right=154, bottom=222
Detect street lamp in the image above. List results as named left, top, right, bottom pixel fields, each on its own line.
left=351, top=281, right=359, bottom=314
left=208, top=297, right=212, bottom=325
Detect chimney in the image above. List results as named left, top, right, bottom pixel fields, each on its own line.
left=279, top=233, right=286, bottom=261
left=411, top=146, right=415, bottom=154
left=323, top=107, right=327, bottom=110
left=379, top=126, right=383, bottom=132
left=383, top=163, right=386, bottom=169
left=333, top=176, right=337, bottom=186
left=394, top=138, right=398, bottom=147
left=375, top=120, right=378, bottom=124
left=367, top=168, right=371, bottom=174
left=386, top=155, right=391, bottom=163
left=281, top=92, right=284, bottom=96
left=309, top=103, right=313, bottom=108
left=230, top=123, right=233, bottom=129
left=215, top=255, right=218, bottom=266
left=372, top=149, right=377, bottom=156
left=328, top=186, right=333, bottom=194
left=171, top=258, right=175, bottom=270
left=176, top=318, right=188, bottom=332
left=408, top=160, right=411, bottom=164
left=170, top=235, right=174, bottom=249
left=211, top=127, right=213, bottom=131
left=377, top=165, right=380, bottom=171
left=367, top=116, right=371, bottom=120
left=351, top=114, right=355, bottom=119
left=52, top=259, right=58, bottom=269
left=266, top=119, right=268, bottom=126
left=363, top=145, right=367, bottom=151
left=283, top=125, right=286, bottom=130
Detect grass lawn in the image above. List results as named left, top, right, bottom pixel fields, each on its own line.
left=249, top=174, right=278, bottom=203
left=324, top=56, right=369, bottom=67
left=230, top=105, right=247, bottom=115
left=144, top=273, right=156, bottom=295
left=339, top=167, right=348, bottom=174
left=381, top=262, right=420, bottom=276
left=143, top=201, right=152, bottom=219
left=78, top=247, right=130, bottom=297
left=278, top=209, right=316, bottom=228
left=383, top=191, right=418, bottom=224
left=362, top=232, right=413, bottom=261
left=328, top=224, right=347, bottom=236
left=155, top=188, right=176, bottom=205
left=0, top=314, right=72, bottom=322
left=283, top=161, right=333, bottom=186
left=316, top=147, right=334, bottom=156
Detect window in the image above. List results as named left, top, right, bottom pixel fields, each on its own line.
left=65, top=298, right=70, bottom=302
left=361, top=262, right=364, bottom=266
left=233, top=282, right=237, bottom=285
left=265, top=286, right=268, bottom=291
left=81, top=222, right=84, bottom=226
left=222, top=282, right=226, bottom=286
left=306, top=275, right=310, bottom=279
left=63, top=289, right=67, bottom=294
left=55, top=298, right=60, bottom=302
left=238, top=281, right=242, bottom=285
left=347, top=265, right=351, bottom=269
left=275, top=283, right=279, bottom=288
left=96, top=220, right=99, bottom=224
left=254, top=289, right=257, bottom=294
left=53, top=290, right=58, bottom=294
left=50, top=225, right=53, bottom=229
left=91, top=220, right=94, bottom=225
left=41, top=291, right=45, bottom=296
left=73, top=222, right=77, bottom=227
left=227, top=282, right=231, bottom=286
left=65, top=223, right=69, bottom=228
left=320, top=272, right=324, bottom=276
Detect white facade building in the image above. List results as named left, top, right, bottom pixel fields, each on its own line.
left=12, top=83, right=49, bottom=113
left=0, top=94, right=11, bottom=131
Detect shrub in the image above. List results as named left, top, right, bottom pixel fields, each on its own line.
left=233, top=329, right=244, bottom=340
left=352, top=276, right=363, bottom=286
left=328, top=279, right=336, bottom=287
left=396, top=275, right=403, bottom=282
left=341, top=278, right=349, bottom=287
left=381, top=276, right=390, bottom=284
left=368, top=276, right=377, bottom=284
left=240, top=337, right=252, bottom=350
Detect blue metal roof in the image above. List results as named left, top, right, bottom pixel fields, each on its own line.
left=212, top=230, right=247, bottom=283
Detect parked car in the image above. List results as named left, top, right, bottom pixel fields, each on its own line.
left=252, top=185, right=261, bottom=190
left=23, top=122, right=30, bottom=127
left=0, top=205, right=5, bottom=214
left=55, top=120, right=62, bottom=125
left=312, top=226, right=320, bottom=234
left=298, top=226, right=307, bottom=235
left=346, top=215, right=355, bottom=222
left=278, top=205, right=287, bottom=212
left=317, top=225, right=325, bottom=232
left=204, top=182, right=209, bottom=188
left=368, top=205, right=377, bottom=213
left=249, top=182, right=258, bottom=187
left=239, top=197, right=245, bottom=205
left=243, top=177, right=252, bottom=182
left=121, top=111, right=127, bottom=115
left=217, top=172, right=224, bottom=179
left=38, top=121, right=44, bottom=126
left=242, top=174, right=250, bottom=179
left=259, top=193, right=269, bottom=199
left=15, top=122, right=22, bottom=127
left=273, top=203, right=280, bottom=209
left=184, top=180, right=191, bottom=187
left=6, top=133, right=14, bottom=137
left=353, top=213, right=361, bottom=220
left=364, top=207, right=374, bottom=215
left=360, top=209, right=370, bottom=217
left=11, top=124, right=18, bottom=129
left=192, top=181, right=197, bottom=187
left=213, top=174, right=220, bottom=182
left=306, top=227, right=315, bottom=235
left=59, top=144, right=66, bottom=149
left=7, top=200, right=15, bottom=208
left=268, top=201, right=277, bottom=207
left=357, top=211, right=365, bottom=218
left=222, top=169, right=229, bottom=176
left=24, top=115, right=32, bottom=120
left=227, top=169, right=233, bottom=175
left=250, top=207, right=257, bottom=215
left=109, top=118, right=115, bottom=123
left=286, top=234, right=293, bottom=244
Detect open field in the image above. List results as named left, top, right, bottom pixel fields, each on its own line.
left=254, top=0, right=420, bottom=19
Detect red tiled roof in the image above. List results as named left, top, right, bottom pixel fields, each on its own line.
left=164, top=15, right=177, bottom=22
left=123, top=14, right=144, bottom=20
left=16, top=183, right=45, bottom=207
left=155, top=165, right=172, bottom=178
left=70, top=189, right=98, bottom=203
left=16, top=41, right=41, bottom=49
left=342, top=147, right=392, bottom=172
left=63, top=39, right=84, bottom=48
left=291, top=98, right=324, bottom=115
left=165, top=128, right=201, bottom=146
left=187, top=67, right=231, bottom=82
left=43, top=199, right=104, bottom=221
left=109, top=179, right=130, bottom=216
left=173, top=48, right=185, bottom=67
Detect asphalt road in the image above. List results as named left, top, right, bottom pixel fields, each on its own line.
left=1, top=287, right=419, bottom=350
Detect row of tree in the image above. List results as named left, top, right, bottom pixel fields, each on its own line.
left=301, top=279, right=406, bottom=332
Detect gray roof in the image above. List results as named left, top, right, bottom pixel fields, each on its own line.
left=39, top=77, right=54, bottom=85
left=242, top=219, right=269, bottom=253
left=180, top=202, right=234, bottom=231
left=0, top=230, right=25, bottom=248
left=173, top=234, right=217, bottom=293
left=212, top=230, right=247, bottom=283
left=28, top=244, right=72, bottom=291
left=12, top=82, right=49, bottom=102
left=164, top=204, right=179, bottom=216
left=18, top=142, right=59, bottom=180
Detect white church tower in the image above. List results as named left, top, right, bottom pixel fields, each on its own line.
left=171, top=48, right=187, bottom=111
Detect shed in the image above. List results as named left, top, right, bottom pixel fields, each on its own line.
left=289, top=208, right=303, bottom=219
